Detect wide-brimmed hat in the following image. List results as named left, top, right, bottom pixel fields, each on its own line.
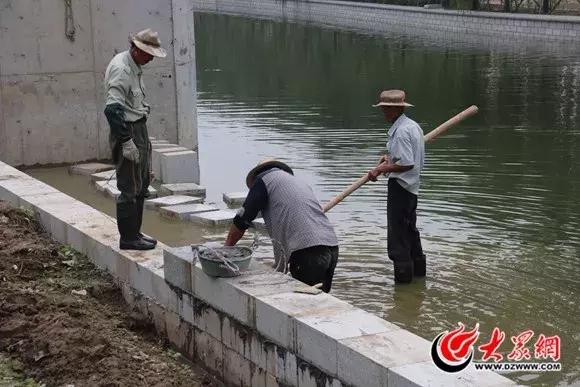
left=130, top=28, right=167, bottom=58
left=372, top=90, right=414, bottom=108
left=246, top=158, right=294, bottom=188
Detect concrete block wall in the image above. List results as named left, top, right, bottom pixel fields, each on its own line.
left=193, top=0, right=580, bottom=43
left=0, top=0, right=198, bottom=168
left=0, top=160, right=515, bottom=386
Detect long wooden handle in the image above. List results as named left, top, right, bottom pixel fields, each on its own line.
left=424, top=105, right=478, bottom=143
left=322, top=105, right=479, bottom=213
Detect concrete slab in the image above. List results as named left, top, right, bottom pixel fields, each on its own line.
left=163, top=247, right=194, bottom=293
left=151, top=140, right=170, bottom=145
left=223, top=191, right=247, bottom=207
left=160, top=204, right=218, bottom=220
left=69, top=163, right=113, bottom=176
left=295, top=309, right=400, bottom=375
left=90, top=169, right=116, bottom=181
left=152, top=142, right=180, bottom=150
left=253, top=218, right=267, bottom=232
left=145, top=195, right=203, bottom=209
left=160, top=183, right=206, bottom=197
left=337, top=330, right=432, bottom=386
left=94, top=179, right=111, bottom=193
left=152, top=146, right=189, bottom=181
left=388, top=361, right=516, bottom=387
left=94, top=180, right=157, bottom=199
left=161, top=150, right=198, bottom=184
left=189, top=210, right=237, bottom=227
left=254, top=291, right=354, bottom=350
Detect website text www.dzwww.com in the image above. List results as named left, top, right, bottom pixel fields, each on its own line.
left=474, top=362, right=562, bottom=372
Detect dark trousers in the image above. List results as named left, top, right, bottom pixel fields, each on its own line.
left=113, top=119, right=151, bottom=242
left=116, top=119, right=151, bottom=204
left=387, top=179, right=424, bottom=263
left=289, top=245, right=339, bottom=293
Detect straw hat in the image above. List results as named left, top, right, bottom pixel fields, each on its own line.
left=245, top=158, right=294, bottom=188
left=130, top=28, right=167, bottom=58
left=372, top=90, right=414, bottom=108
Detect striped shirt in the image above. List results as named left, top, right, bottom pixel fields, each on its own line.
left=233, top=168, right=338, bottom=267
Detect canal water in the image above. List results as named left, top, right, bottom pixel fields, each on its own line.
left=193, top=13, right=579, bottom=386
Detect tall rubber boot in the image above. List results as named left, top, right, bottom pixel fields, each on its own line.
left=413, top=254, right=426, bottom=277
left=394, top=261, right=414, bottom=284
left=117, top=202, right=155, bottom=251
left=135, top=198, right=157, bottom=246
left=116, top=202, right=133, bottom=242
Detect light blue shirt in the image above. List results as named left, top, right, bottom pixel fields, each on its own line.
left=386, top=114, right=425, bottom=195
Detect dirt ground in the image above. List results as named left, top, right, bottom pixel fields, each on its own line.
left=0, top=201, right=219, bottom=387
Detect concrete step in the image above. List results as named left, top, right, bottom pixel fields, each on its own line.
left=152, top=146, right=189, bottom=181
left=70, top=163, right=113, bottom=176
left=252, top=218, right=266, bottom=232
left=150, top=139, right=169, bottom=145
left=189, top=209, right=237, bottom=227
left=151, top=142, right=180, bottom=150
left=161, top=150, right=199, bottom=184
left=160, top=204, right=219, bottom=220
left=160, top=183, right=206, bottom=198
left=223, top=191, right=247, bottom=207
left=145, top=195, right=203, bottom=210
left=94, top=180, right=157, bottom=200
left=90, top=169, right=116, bottom=181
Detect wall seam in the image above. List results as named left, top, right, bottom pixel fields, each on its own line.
left=171, top=0, right=180, bottom=145
left=88, top=0, right=101, bottom=161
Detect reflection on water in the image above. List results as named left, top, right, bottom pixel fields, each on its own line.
left=195, top=13, right=579, bottom=385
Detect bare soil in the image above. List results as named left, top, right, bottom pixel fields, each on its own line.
left=0, top=202, right=219, bottom=387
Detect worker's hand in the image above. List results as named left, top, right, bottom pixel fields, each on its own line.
left=377, top=154, right=388, bottom=166
left=367, top=168, right=380, bottom=182
left=122, top=139, right=140, bottom=163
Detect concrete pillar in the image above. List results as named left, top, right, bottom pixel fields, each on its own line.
left=171, top=0, right=198, bottom=153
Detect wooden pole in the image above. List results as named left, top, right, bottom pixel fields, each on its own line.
left=322, top=105, right=479, bottom=213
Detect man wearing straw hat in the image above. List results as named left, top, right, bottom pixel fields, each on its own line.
left=367, top=90, right=426, bottom=284
left=225, top=159, right=340, bottom=293
left=103, top=29, right=166, bottom=250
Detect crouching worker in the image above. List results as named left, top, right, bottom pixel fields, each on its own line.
left=225, top=159, right=339, bottom=293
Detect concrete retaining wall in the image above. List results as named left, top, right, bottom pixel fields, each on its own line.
left=0, top=0, right=198, bottom=169
left=0, top=160, right=514, bottom=386
left=193, top=0, right=580, bottom=42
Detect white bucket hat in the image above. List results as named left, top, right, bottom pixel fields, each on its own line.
left=372, top=89, right=414, bottom=108
left=130, top=28, right=167, bottom=58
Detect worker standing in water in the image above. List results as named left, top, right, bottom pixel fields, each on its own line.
left=367, top=90, right=426, bottom=284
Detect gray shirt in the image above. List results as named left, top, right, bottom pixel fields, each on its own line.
left=104, top=51, right=150, bottom=122
left=233, top=168, right=338, bottom=270
left=387, top=114, right=425, bottom=195
left=262, top=169, right=338, bottom=267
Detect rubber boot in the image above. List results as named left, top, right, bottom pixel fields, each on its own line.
left=413, top=254, right=426, bottom=277
left=135, top=198, right=157, bottom=246
left=394, top=261, right=414, bottom=284
left=117, top=202, right=155, bottom=251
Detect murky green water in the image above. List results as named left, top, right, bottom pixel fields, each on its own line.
left=194, top=13, right=579, bottom=385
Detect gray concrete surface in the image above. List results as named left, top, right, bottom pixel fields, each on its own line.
left=1, top=0, right=198, bottom=174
